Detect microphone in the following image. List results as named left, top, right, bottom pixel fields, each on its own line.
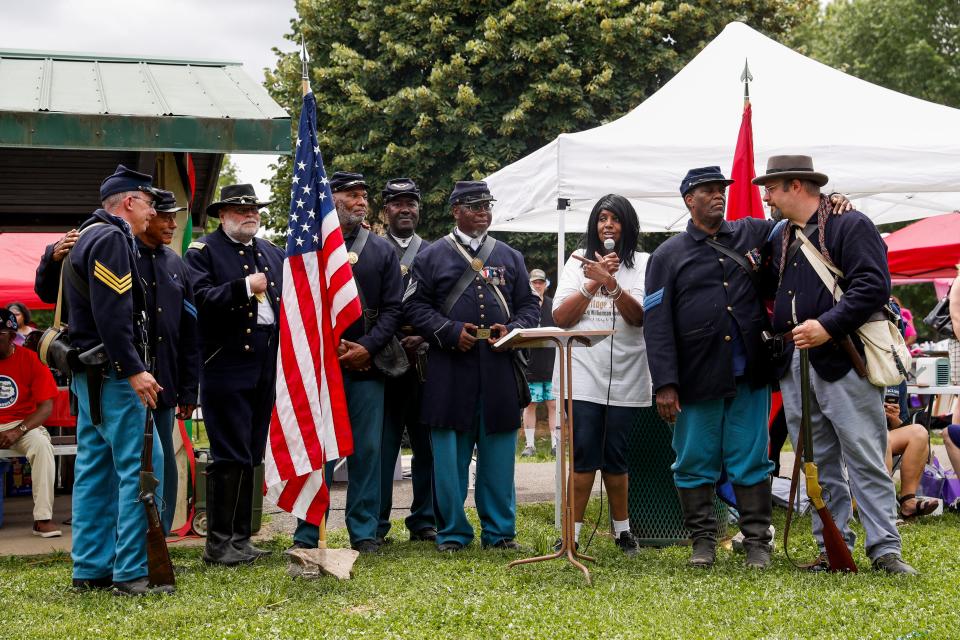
left=603, top=238, right=616, bottom=255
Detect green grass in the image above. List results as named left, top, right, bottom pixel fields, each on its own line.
left=2, top=501, right=959, bottom=639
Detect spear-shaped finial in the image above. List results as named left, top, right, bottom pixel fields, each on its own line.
left=301, top=33, right=310, bottom=96
left=740, top=58, right=753, bottom=104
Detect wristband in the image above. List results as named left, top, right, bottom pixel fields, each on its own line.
left=579, top=285, right=595, bottom=300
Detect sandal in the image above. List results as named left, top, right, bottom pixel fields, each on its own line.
left=897, top=493, right=939, bottom=519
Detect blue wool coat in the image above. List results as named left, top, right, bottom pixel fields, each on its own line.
left=404, top=233, right=540, bottom=434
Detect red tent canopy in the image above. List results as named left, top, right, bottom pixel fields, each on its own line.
left=0, top=232, right=61, bottom=310
left=885, top=212, right=960, bottom=280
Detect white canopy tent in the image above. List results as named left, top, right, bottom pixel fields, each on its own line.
left=486, top=21, right=960, bottom=244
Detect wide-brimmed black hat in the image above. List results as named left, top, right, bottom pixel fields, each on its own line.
left=206, top=184, right=272, bottom=218
left=679, top=166, right=734, bottom=197
left=752, top=155, right=829, bottom=187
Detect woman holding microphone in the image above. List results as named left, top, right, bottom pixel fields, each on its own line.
left=552, top=194, right=651, bottom=556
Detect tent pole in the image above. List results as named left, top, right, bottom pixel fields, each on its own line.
left=555, top=197, right=569, bottom=530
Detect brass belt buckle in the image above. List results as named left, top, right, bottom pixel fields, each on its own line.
left=474, top=328, right=491, bottom=340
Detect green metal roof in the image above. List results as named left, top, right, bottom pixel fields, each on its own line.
left=0, top=48, right=290, bottom=154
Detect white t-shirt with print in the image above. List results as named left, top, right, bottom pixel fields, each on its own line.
left=551, top=249, right=652, bottom=407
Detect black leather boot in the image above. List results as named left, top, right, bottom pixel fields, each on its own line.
left=203, top=463, right=256, bottom=566
left=733, top=480, right=774, bottom=569
left=677, top=485, right=718, bottom=568
left=232, top=464, right=271, bottom=559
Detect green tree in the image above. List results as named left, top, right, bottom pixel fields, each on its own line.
left=811, top=0, right=959, bottom=109
left=811, top=0, right=960, bottom=335
left=206, top=155, right=241, bottom=233
left=264, top=0, right=816, bottom=275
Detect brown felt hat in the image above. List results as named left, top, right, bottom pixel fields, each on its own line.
left=752, top=155, right=829, bottom=187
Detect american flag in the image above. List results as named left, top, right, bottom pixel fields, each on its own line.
left=264, top=91, right=361, bottom=524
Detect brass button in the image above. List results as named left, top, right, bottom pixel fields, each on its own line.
left=244, top=344, right=251, bottom=351
left=718, top=257, right=725, bottom=262
left=239, top=250, right=245, bottom=256
left=724, top=335, right=732, bottom=342
left=246, top=328, right=252, bottom=334
left=792, top=262, right=798, bottom=267
left=248, top=312, right=254, bottom=318
left=258, top=253, right=262, bottom=257
left=726, top=306, right=732, bottom=311
left=787, top=290, right=793, bottom=296
left=723, top=281, right=728, bottom=287
left=478, top=294, right=484, bottom=299
left=243, top=265, right=250, bottom=270
left=270, top=282, right=276, bottom=287
left=157, top=307, right=162, bottom=313
left=264, top=266, right=270, bottom=271
left=476, top=285, right=482, bottom=289
left=480, top=305, right=485, bottom=309
left=158, top=336, right=163, bottom=341
left=480, top=315, right=485, bottom=319
left=787, top=321, right=794, bottom=327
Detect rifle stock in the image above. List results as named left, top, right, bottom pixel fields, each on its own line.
left=799, top=348, right=857, bottom=573
left=140, top=408, right=176, bottom=587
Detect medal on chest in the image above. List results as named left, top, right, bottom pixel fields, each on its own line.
left=481, top=266, right=506, bottom=286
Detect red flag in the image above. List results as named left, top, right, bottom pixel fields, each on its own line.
left=264, top=91, right=361, bottom=524
left=726, top=101, right=764, bottom=220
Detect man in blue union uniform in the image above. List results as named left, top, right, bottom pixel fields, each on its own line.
left=376, top=177, right=437, bottom=544
left=66, top=165, right=171, bottom=596
left=134, top=189, right=200, bottom=534
left=185, top=184, right=284, bottom=566
left=404, top=180, right=540, bottom=552
left=291, top=171, right=404, bottom=554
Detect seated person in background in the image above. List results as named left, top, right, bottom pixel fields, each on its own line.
left=883, top=401, right=938, bottom=519
left=0, top=308, right=61, bottom=537
left=6, top=302, right=35, bottom=346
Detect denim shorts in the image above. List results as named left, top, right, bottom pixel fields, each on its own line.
left=528, top=381, right=555, bottom=403
left=570, top=400, right=638, bottom=474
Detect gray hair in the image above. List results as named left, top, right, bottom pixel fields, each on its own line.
left=102, top=190, right=139, bottom=212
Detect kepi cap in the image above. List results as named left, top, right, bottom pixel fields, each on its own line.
left=329, top=171, right=368, bottom=193
left=382, top=178, right=420, bottom=202
left=679, top=166, right=734, bottom=197
left=100, top=164, right=157, bottom=202
left=154, top=189, right=186, bottom=214
left=449, top=180, right=495, bottom=205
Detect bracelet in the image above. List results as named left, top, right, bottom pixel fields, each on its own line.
left=600, top=282, right=622, bottom=298
left=579, top=284, right=595, bottom=300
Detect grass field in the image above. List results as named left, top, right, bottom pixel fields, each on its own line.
left=2, top=500, right=958, bottom=640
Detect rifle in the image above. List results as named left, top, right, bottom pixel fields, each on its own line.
left=140, top=407, right=176, bottom=587
left=783, top=299, right=857, bottom=573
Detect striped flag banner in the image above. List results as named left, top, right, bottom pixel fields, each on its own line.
left=264, top=90, right=361, bottom=524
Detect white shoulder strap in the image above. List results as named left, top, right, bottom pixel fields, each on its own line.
left=797, top=231, right=843, bottom=303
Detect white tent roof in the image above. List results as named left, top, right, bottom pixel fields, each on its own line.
left=486, top=22, right=960, bottom=233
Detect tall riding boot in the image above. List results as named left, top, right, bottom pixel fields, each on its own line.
left=733, top=480, right=774, bottom=569
left=203, top=463, right=256, bottom=566
left=677, top=485, right=718, bottom=568
left=232, top=464, right=271, bottom=559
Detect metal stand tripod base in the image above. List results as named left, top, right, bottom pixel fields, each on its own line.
left=505, top=336, right=603, bottom=585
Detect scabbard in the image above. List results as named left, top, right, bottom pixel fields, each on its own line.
left=85, top=365, right=106, bottom=426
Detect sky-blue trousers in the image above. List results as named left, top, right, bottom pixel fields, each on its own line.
left=71, top=371, right=161, bottom=582
left=671, top=382, right=773, bottom=489
left=431, top=402, right=517, bottom=547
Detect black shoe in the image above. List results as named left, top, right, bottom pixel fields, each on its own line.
left=552, top=538, right=579, bottom=552
left=483, top=538, right=521, bottom=551
left=872, top=553, right=918, bottom=575
left=733, top=482, right=774, bottom=570
left=615, top=531, right=639, bottom=557
left=112, top=577, right=175, bottom=596
left=409, top=527, right=438, bottom=542
left=677, top=485, right=718, bottom=568
left=437, top=541, right=464, bottom=552
left=72, top=575, right=113, bottom=591
left=351, top=539, right=380, bottom=554
left=230, top=465, right=270, bottom=559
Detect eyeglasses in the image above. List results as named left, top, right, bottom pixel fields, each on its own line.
left=460, top=202, right=493, bottom=213
left=763, top=182, right=789, bottom=196
left=129, top=196, right=156, bottom=210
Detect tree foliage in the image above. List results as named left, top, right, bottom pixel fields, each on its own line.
left=264, top=0, right=816, bottom=273
left=811, top=0, right=960, bottom=109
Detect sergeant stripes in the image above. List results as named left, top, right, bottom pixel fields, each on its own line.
left=93, top=260, right=132, bottom=295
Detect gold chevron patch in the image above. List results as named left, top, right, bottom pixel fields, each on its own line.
left=93, top=260, right=132, bottom=295
left=188, top=241, right=206, bottom=251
